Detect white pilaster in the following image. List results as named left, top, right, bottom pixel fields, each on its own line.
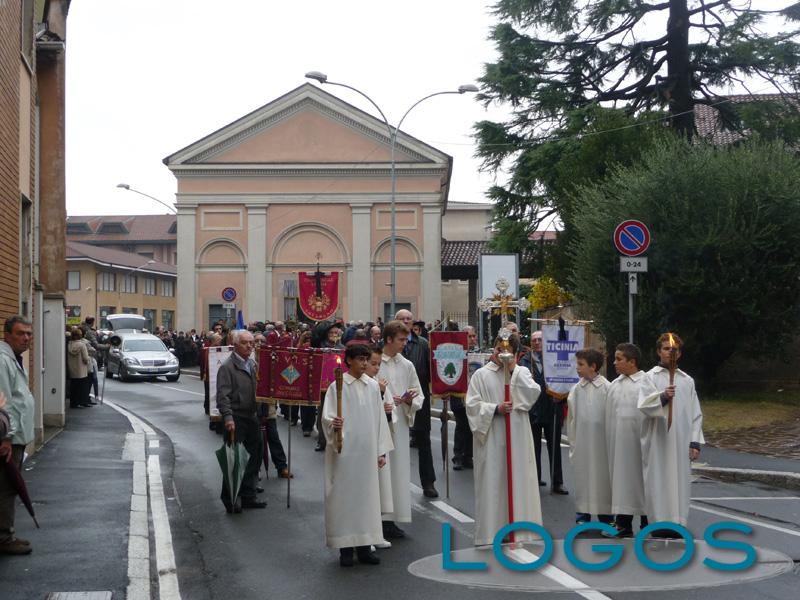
left=350, top=204, right=372, bottom=321
left=176, top=204, right=197, bottom=331
left=264, top=266, right=273, bottom=321
left=422, top=204, right=442, bottom=322
left=246, top=205, right=267, bottom=321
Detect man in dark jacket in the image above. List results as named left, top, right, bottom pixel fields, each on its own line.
left=519, top=330, right=568, bottom=494
left=216, top=329, right=266, bottom=511
left=396, top=310, right=438, bottom=498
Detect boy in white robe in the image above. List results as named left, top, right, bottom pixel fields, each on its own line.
left=606, top=343, right=648, bottom=537
left=323, top=344, right=394, bottom=567
left=466, top=333, right=542, bottom=546
left=377, top=321, right=422, bottom=540
left=566, top=348, right=612, bottom=525
left=638, top=333, right=704, bottom=537
left=365, top=346, right=393, bottom=550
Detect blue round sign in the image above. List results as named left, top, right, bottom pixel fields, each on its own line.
left=221, top=287, right=237, bottom=302
left=613, top=220, right=651, bottom=257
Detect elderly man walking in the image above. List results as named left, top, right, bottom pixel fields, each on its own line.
left=0, top=315, right=35, bottom=554
left=216, top=329, right=267, bottom=511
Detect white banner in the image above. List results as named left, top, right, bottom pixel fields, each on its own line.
left=208, top=346, right=233, bottom=418
left=541, top=324, right=585, bottom=397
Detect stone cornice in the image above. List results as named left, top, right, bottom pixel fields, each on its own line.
left=176, top=193, right=442, bottom=205
left=169, top=164, right=448, bottom=178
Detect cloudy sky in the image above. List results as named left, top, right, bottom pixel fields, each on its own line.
left=65, top=0, right=507, bottom=216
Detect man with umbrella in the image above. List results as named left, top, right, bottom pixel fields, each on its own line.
left=0, top=315, right=35, bottom=554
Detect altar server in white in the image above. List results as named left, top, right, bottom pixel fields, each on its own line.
left=638, top=333, right=704, bottom=534
left=377, top=321, right=423, bottom=540
left=606, top=343, right=648, bottom=537
left=323, top=344, right=393, bottom=567
left=466, top=333, right=542, bottom=546
left=566, top=348, right=612, bottom=525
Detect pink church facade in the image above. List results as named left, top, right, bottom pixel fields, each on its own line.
left=164, top=84, right=451, bottom=331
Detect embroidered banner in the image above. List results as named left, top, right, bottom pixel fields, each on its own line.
left=298, top=271, right=339, bottom=321
left=541, top=324, right=585, bottom=399
left=429, top=331, right=469, bottom=399
left=268, top=347, right=313, bottom=404
left=310, top=349, right=345, bottom=401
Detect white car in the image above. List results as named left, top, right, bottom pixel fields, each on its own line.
left=106, top=331, right=180, bottom=382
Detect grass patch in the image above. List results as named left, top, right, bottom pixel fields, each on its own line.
left=701, top=389, right=800, bottom=434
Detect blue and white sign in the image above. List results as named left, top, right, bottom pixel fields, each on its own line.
left=541, top=324, right=585, bottom=396
left=613, top=220, right=651, bottom=257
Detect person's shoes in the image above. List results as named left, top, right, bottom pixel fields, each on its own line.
left=88, top=401, right=98, bottom=405
left=339, top=548, right=354, bottom=567
left=80, top=403, right=93, bottom=407
left=601, top=524, right=633, bottom=538
left=241, top=498, right=267, bottom=509
left=375, top=539, right=392, bottom=549
left=462, top=458, right=474, bottom=469
left=650, top=528, right=683, bottom=539
left=256, top=486, right=265, bottom=493
left=552, top=485, right=569, bottom=495
left=208, top=422, right=216, bottom=431
left=302, top=430, right=311, bottom=437
left=382, top=522, right=406, bottom=539
left=0, top=539, right=32, bottom=555
left=452, top=457, right=463, bottom=471
left=13, top=538, right=30, bottom=546
left=356, top=546, right=381, bottom=565
left=315, top=443, right=325, bottom=452
left=539, top=480, right=547, bottom=486
left=422, top=485, right=439, bottom=499
left=278, top=469, right=294, bottom=479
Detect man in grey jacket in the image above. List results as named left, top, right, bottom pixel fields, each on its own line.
left=0, top=315, right=35, bottom=554
left=216, top=329, right=266, bottom=511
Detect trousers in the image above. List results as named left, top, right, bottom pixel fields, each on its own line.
left=230, top=415, right=263, bottom=500
left=531, top=414, right=563, bottom=486
left=0, top=445, right=25, bottom=543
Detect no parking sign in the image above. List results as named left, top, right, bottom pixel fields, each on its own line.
left=613, top=220, right=651, bottom=257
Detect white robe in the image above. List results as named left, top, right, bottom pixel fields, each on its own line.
left=322, top=373, right=394, bottom=549
left=638, top=366, right=704, bottom=526
left=566, top=376, right=612, bottom=515
left=606, top=371, right=647, bottom=515
left=378, top=352, right=423, bottom=523
left=370, top=374, right=394, bottom=515
left=466, top=361, right=542, bottom=546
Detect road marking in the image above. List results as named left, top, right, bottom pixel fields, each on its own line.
left=145, top=382, right=204, bottom=397
left=691, top=503, right=800, bottom=538
left=431, top=500, right=474, bottom=523
left=505, top=546, right=613, bottom=600
left=692, top=496, right=800, bottom=501
left=148, top=455, right=181, bottom=598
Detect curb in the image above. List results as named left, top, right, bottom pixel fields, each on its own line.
left=692, top=465, right=800, bottom=491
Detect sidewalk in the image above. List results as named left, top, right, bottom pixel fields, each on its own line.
left=0, top=404, right=134, bottom=599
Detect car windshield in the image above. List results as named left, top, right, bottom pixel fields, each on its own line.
left=123, top=339, right=167, bottom=353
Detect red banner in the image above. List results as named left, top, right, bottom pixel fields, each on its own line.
left=310, top=349, right=345, bottom=400
left=268, top=348, right=313, bottom=404
left=429, top=331, right=469, bottom=399
left=256, top=347, right=273, bottom=400
left=298, top=271, right=339, bottom=321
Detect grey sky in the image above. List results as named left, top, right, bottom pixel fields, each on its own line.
left=66, top=0, right=505, bottom=216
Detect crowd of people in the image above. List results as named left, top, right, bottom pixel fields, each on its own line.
left=209, top=310, right=704, bottom=567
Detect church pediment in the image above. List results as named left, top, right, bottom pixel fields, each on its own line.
left=164, top=84, right=451, bottom=168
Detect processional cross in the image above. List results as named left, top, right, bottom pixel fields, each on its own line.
left=477, top=277, right=530, bottom=336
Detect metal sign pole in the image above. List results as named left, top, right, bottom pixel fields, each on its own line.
left=629, top=285, right=634, bottom=343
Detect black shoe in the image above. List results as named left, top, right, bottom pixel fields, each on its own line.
left=241, top=498, right=267, bottom=509
left=356, top=546, right=380, bottom=565
left=601, top=524, right=633, bottom=538
left=382, top=522, right=406, bottom=539
left=339, top=548, right=354, bottom=567
left=539, top=480, right=547, bottom=486
left=423, top=485, right=439, bottom=499
left=256, top=486, right=265, bottom=494
left=452, top=458, right=463, bottom=471
left=462, top=458, right=473, bottom=469
left=650, top=528, right=683, bottom=539
left=552, top=485, right=569, bottom=495
left=302, top=430, right=311, bottom=437
left=315, top=443, right=325, bottom=452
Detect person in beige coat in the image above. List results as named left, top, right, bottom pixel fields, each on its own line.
left=67, top=328, right=91, bottom=408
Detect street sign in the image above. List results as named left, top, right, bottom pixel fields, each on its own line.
left=221, top=287, right=237, bottom=302
left=222, top=302, right=235, bottom=310
left=614, top=220, right=651, bottom=257
left=620, top=257, right=648, bottom=272
left=628, top=273, right=638, bottom=295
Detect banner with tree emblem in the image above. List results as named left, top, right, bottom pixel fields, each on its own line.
left=298, top=270, right=339, bottom=321
left=429, top=331, right=469, bottom=399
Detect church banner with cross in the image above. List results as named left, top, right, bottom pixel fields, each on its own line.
left=541, top=324, right=585, bottom=400
left=429, top=331, right=469, bottom=399
left=298, top=270, right=339, bottom=321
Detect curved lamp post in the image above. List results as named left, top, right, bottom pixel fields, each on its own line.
left=117, top=183, right=177, bottom=214
left=304, top=71, right=478, bottom=317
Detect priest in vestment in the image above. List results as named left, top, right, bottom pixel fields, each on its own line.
left=606, top=343, right=649, bottom=537
left=566, top=348, right=612, bottom=524
left=638, top=333, right=704, bottom=530
left=377, top=321, right=423, bottom=540
left=322, top=344, right=394, bottom=566
left=466, top=333, right=542, bottom=546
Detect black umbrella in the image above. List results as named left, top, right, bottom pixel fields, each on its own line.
left=2, top=459, right=39, bottom=528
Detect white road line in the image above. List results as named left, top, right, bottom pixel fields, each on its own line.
left=148, top=455, right=181, bottom=599
left=691, top=503, right=800, bottom=538
left=506, top=547, right=613, bottom=600
left=431, top=500, right=475, bottom=523
left=145, top=383, right=204, bottom=397
left=692, top=496, right=800, bottom=501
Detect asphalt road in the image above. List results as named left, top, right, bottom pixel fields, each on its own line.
left=101, top=372, right=800, bottom=600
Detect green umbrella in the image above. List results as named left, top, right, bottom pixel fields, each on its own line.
left=216, top=431, right=250, bottom=513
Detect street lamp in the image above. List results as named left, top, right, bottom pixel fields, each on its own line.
left=117, top=259, right=156, bottom=312
left=116, top=183, right=177, bottom=214
left=304, top=71, right=478, bottom=317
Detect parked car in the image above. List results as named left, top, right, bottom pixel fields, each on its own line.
left=106, top=331, right=180, bottom=382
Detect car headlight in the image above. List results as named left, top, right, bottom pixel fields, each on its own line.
left=167, top=356, right=178, bottom=365
left=123, top=357, right=141, bottom=366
